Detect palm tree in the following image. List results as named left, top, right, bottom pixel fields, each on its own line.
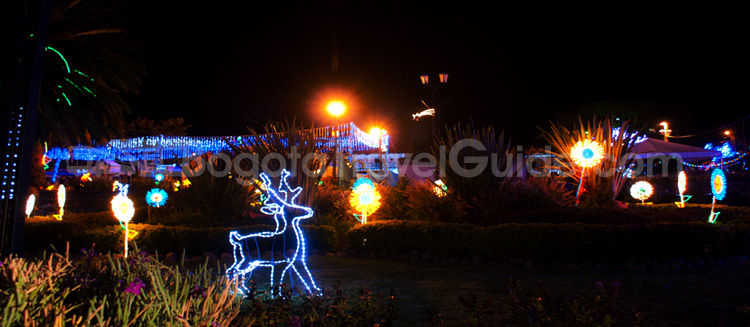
left=39, top=0, right=146, bottom=146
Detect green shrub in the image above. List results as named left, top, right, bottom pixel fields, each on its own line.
left=0, top=252, right=242, bottom=326
left=472, top=177, right=574, bottom=224
left=346, top=220, right=750, bottom=262
left=405, top=179, right=469, bottom=223
left=24, top=222, right=341, bottom=255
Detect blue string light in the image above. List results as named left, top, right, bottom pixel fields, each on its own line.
left=45, top=123, right=388, bottom=162
left=226, top=169, right=319, bottom=296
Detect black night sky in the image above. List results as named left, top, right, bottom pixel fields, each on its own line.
left=124, top=2, right=750, bottom=151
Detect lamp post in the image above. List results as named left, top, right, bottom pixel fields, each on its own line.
left=370, top=127, right=386, bottom=172
left=326, top=101, right=346, bottom=179
left=420, top=73, right=448, bottom=140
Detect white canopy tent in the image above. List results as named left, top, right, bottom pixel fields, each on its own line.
left=630, top=138, right=721, bottom=161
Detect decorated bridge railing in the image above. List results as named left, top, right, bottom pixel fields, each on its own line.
left=45, top=122, right=390, bottom=162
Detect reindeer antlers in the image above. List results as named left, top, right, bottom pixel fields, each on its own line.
left=259, top=170, right=303, bottom=207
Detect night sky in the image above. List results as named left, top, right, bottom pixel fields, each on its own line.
left=124, top=2, right=750, bottom=151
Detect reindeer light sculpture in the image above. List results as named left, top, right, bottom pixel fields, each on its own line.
left=226, top=169, right=319, bottom=296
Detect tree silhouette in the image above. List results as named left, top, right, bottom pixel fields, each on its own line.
left=39, top=0, right=146, bottom=145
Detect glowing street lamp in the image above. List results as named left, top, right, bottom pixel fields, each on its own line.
left=570, top=139, right=604, bottom=205
left=326, top=100, right=346, bottom=180
left=370, top=127, right=387, bottom=171
left=420, top=73, right=448, bottom=139
left=326, top=101, right=346, bottom=118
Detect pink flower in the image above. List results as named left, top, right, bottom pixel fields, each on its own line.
left=122, top=277, right=146, bottom=296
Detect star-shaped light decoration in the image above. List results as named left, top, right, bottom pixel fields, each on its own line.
left=350, top=178, right=381, bottom=224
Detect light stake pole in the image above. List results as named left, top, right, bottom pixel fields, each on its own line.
left=420, top=73, right=448, bottom=140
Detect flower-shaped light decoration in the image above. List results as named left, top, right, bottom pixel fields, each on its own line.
left=112, top=195, right=135, bottom=223
left=350, top=178, right=381, bottom=224
left=25, top=194, right=35, bottom=218
left=710, top=169, right=727, bottom=201
left=55, top=185, right=66, bottom=220
left=153, top=173, right=165, bottom=185
left=708, top=169, right=727, bottom=224
left=146, top=188, right=168, bottom=208
left=112, top=181, right=135, bottom=258
left=677, top=171, right=687, bottom=195
left=676, top=171, right=691, bottom=208
left=433, top=179, right=448, bottom=197
left=570, top=139, right=605, bottom=205
left=570, top=139, right=605, bottom=168
left=629, top=181, right=654, bottom=204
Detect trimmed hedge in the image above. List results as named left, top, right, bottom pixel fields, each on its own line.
left=346, top=220, right=750, bottom=262
left=24, top=221, right=340, bottom=255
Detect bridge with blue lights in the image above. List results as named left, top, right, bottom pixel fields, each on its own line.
left=45, top=122, right=389, bottom=162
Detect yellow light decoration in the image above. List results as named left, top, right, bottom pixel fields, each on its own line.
left=570, top=139, right=605, bottom=168
left=112, top=196, right=135, bottom=223
left=434, top=179, right=448, bottom=197
left=676, top=171, right=688, bottom=208
left=25, top=194, right=35, bottom=218
left=80, top=172, right=92, bottom=182
left=350, top=178, right=381, bottom=224
left=54, top=185, right=66, bottom=220
left=570, top=138, right=605, bottom=205
left=630, top=181, right=654, bottom=204
left=112, top=182, right=135, bottom=258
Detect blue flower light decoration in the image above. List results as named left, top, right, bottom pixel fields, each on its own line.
left=153, top=173, right=165, bottom=185
left=146, top=188, right=168, bottom=208
left=710, top=169, right=727, bottom=201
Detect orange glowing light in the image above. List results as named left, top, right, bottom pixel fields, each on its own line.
left=326, top=101, right=346, bottom=117
left=570, top=139, right=604, bottom=168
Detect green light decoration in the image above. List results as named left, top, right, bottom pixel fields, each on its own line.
left=61, top=92, right=72, bottom=106
left=45, top=46, right=70, bottom=73
left=74, top=69, right=95, bottom=81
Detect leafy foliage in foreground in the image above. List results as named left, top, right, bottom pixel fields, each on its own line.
left=0, top=249, right=399, bottom=326
left=0, top=250, right=241, bottom=327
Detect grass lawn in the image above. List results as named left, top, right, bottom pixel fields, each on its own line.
left=301, top=256, right=750, bottom=326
